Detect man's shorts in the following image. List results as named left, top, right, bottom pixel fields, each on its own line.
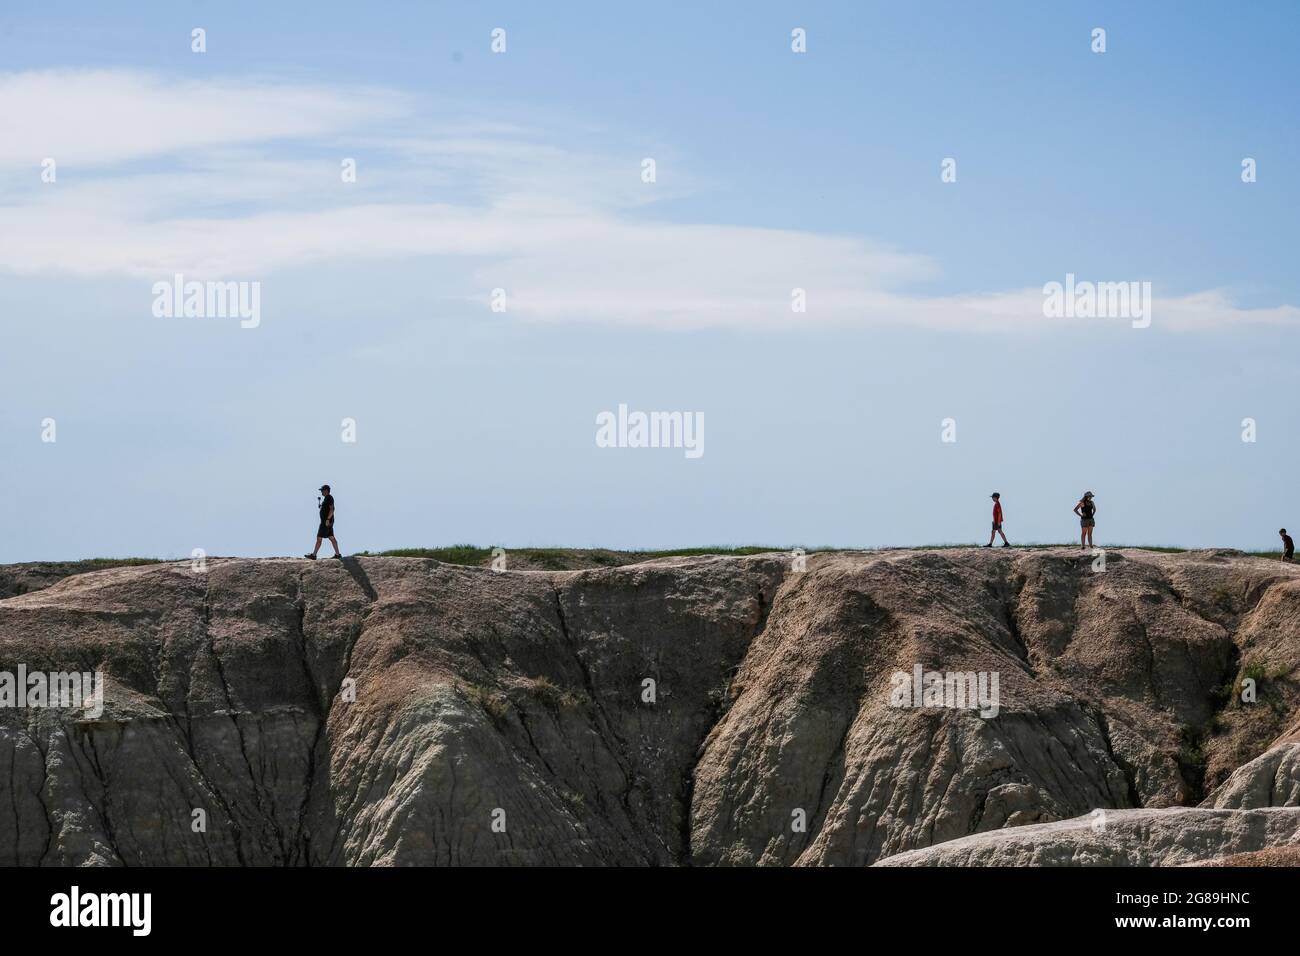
left=992, top=522, right=1002, bottom=532
left=317, top=521, right=335, bottom=538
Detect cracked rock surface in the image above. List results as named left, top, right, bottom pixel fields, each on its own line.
left=0, top=548, right=1296, bottom=866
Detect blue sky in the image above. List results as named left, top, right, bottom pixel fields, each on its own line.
left=2, top=1, right=1298, bottom=561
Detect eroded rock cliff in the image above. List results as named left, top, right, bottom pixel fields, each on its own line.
left=0, top=548, right=1296, bottom=866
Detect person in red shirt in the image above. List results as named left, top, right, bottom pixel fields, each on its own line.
left=984, top=492, right=1010, bottom=547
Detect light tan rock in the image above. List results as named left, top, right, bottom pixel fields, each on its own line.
left=873, top=807, right=1300, bottom=866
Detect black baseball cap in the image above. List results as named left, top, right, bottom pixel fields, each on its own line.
left=319, top=484, right=330, bottom=492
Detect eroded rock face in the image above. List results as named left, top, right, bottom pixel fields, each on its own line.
left=1201, top=743, right=1300, bottom=809
left=0, top=560, right=162, bottom=600
left=872, top=808, right=1300, bottom=867
left=0, top=548, right=1296, bottom=866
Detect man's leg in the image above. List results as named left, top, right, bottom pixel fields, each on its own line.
left=311, top=536, right=323, bottom=557
left=998, top=529, right=1009, bottom=544
left=328, top=535, right=341, bottom=557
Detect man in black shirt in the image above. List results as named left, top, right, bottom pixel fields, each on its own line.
left=1281, top=528, right=1294, bottom=562
left=306, top=484, right=342, bottom=560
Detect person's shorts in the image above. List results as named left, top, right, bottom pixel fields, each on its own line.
left=317, top=522, right=335, bottom=538
left=1285, top=550, right=1295, bottom=562
left=1081, top=518, right=1095, bottom=529
left=991, top=522, right=1002, bottom=532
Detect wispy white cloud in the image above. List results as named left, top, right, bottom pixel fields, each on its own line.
left=1, top=68, right=1295, bottom=333
left=0, top=69, right=404, bottom=168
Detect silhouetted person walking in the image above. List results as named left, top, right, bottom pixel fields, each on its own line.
left=984, top=492, right=1010, bottom=547
left=1281, top=528, right=1294, bottom=562
left=306, top=484, right=341, bottom=560
left=1074, top=491, right=1096, bottom=550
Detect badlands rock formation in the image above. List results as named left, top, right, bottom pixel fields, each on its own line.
left=874, top=807, right=1300, bottom=867
left=0, top=548, right=1296, bottom=866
